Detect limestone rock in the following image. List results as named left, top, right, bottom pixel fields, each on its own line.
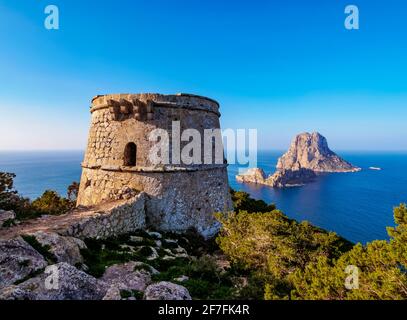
left=265, top=168, right=316, bottom=188
left=119, top=186, right=138, bottom=200
left=101, top=261, right=152, bottom=293
left=102, top=284, right=142, bottom=300
left=144, top=281, right=192, bottom=300
left=11, top=263, right=108, bottom=300
left=147, top=231, right=162, bottom=239
left=173, top=275, right=189, bottom=282
left=146, top=247, right=159, bottom=261
left=134, top=261, right=159, bottom=275
left=30, top=231, right=86, bottom=266
left=0, top=285, right=34, bottom=300
left=277, top=132, right=361, bottom=172
left=130, top=236, right=144, bottom=242
left=0, top=237, right=48, bottom=288
left=214, top=254, right=231, bottom=272
left=0, top=210, right=16, bottom=227
left=102, top=285, right=123, bottom=300
left=235, top=168, right=266, bottom=184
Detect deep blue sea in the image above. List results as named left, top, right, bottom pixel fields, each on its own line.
left=0, top=150, right=406, bottom=244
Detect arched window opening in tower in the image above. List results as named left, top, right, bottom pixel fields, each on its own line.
left=124, top=142, right=137, bottom=166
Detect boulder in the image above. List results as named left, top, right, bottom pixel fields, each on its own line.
left=0, top=210, right=16, bottom=227
left=102, top=285, right=124, bottom=300
left=0, top=237, right=48, bottom=288
left=9, top=263, right=108, bottom=300
left=0, top=285, right=34, bottom=300
left=133, top=261, right=159, bottom=275
left=101, top=261, right=152, bottom=293
left=144, top=281, right=192, bottom=300
left=236, top=168, right=266, bottom=184
left=30, top=231, right=86, bottom=265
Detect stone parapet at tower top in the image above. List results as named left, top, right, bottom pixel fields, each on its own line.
left=77, top=93, right=233, bottom=238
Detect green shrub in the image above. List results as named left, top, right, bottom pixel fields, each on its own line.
left=217, top=190, right=407, bottom=300
left=161, top=239, right=179, bottom=249
left=0, top=172, right=75, bottom=221
left=0, top=172, right=39, bottom=220
left=81, top=237, right=143, bottom=278
left=133, top=263, right=153, bottom=273
left=128, top=238, right=156, bottom=247
left=216, top=190, right=354, bottom=299
left=80, top=233, right=166, bottom=277
left=120, top=289, right=144, bottom=300
left=231, top=189, right=276, bottom=213
left=164, top=228, right=218, bottom=256
left=14, top=268, right=45, bottom=285
left=182, top=278, right=234, bottom=300
left=67, top=182, right=79, bottom=203
left=149, top=257, right=189, bottom=273
left=151, top=255, right=235, bottom=299
left=216, top=210, right=351, bottom=273
left=0, top=172, right=18, bottom=209
left=290, top=204, right=407, bottom=300
left=21, top=235, right=57, bottom=264
left=1, top=218, right=16, bottom=228
left=31, top=190, right=72, bottom=216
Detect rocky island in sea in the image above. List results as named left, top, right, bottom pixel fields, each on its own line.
left=236, top=132, right=361, bottom=188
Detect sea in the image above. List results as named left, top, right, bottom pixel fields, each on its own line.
left=1, top=150, right=406, bottom=244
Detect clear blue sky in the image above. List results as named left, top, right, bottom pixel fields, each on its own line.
left=0, top=0, right=406, bottom=151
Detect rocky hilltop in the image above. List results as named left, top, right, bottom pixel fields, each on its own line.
left=265, top=168, right=317, bottom=188
left=0, top=194, right=194, bottom=300
left=277, top=132, right=361, bottom=173
left=236, top=167, right=316, bottom=188
left=236, top=132, right=360, bottom=188
left=235, top=168, right=267, bottom=184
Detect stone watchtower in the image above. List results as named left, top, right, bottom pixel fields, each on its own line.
left=77, top=93, right=233, bottom=238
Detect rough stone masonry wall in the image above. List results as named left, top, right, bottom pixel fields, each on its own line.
left=78, top=166, right=232, bottom=239
left=62, top=193, right=146, bottom=240
left=81, top=93, right=221, bottom=169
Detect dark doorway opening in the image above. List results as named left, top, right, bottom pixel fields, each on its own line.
left=124, top=142, right=137, bottom=166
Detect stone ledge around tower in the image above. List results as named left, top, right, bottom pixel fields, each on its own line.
left=81, top=163, right=228, bottom=173
left=90, top=93, right=220, bottom=117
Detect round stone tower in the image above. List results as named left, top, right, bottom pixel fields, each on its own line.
left=77, top=93, right=233, bottom=238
